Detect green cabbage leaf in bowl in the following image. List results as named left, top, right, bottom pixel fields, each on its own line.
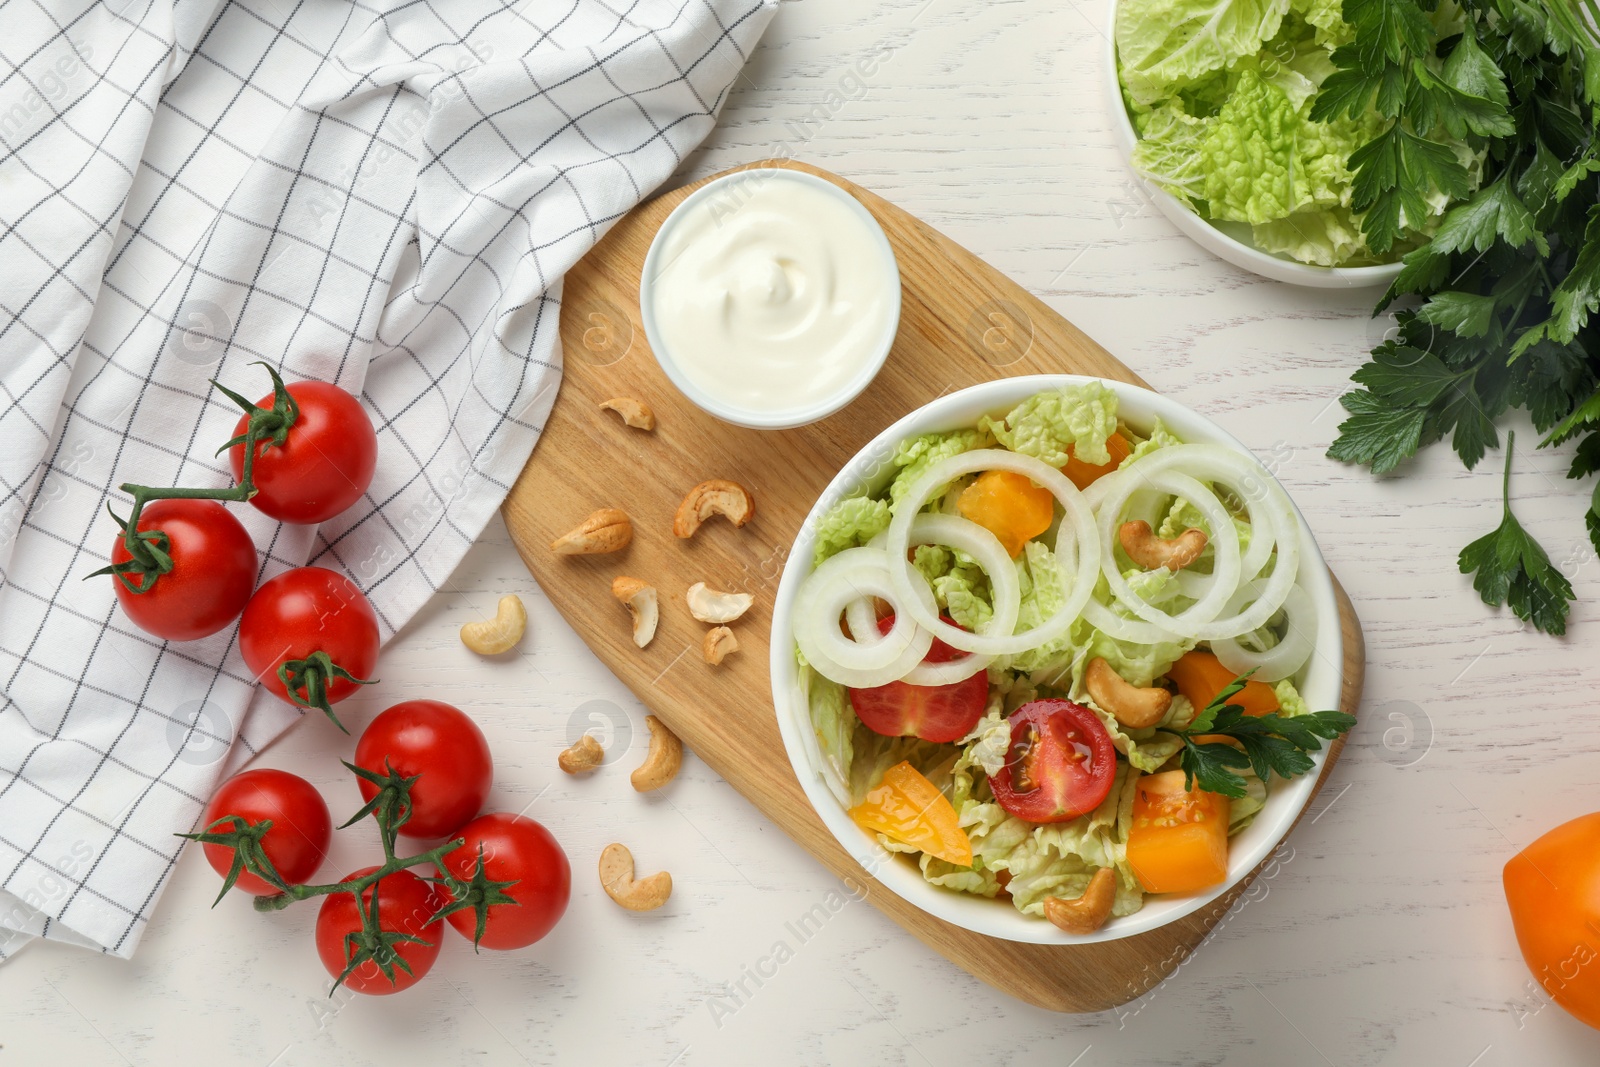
left=1116, top=0, right=1479, bottom=267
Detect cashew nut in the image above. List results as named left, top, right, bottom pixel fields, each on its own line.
left=685, top=582, right=753, bottom=624
left=672, top=479, right=755, bottom=539
left=703, top=625, right=739, bottom=666
left=552, top=508, right=633, bottom=555
left=598, top=842, right=672, bottom=911
left=1043, top=867, right=1117, bottom=935
left=459, top=594, right=527, bottom=655
left=558, top=734, right=604, bottom=774
left=612, top=576, right=658, bottom=648
left=598, top=396, right=656, bottom=431
left=630, top=714, right=682, bottom=791
left=1118, top=520, right=1207, bottom=572
left=1085, top=657, right=1171, bottom=729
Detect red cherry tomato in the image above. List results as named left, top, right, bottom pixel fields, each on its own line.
left=109, top=499, right=256, bottom=641
left=229, top=380, right=376, bottom=525
left=988, top=699, right=1116, bottom=823
left=355, top=700, right=492, bottom=839
left=200, top=769, right=331, bottom=897
left=441, top=813, right=571, bottom=950
left=314, top=867, right=444, bottom=995
left=238, top=567, right=379, bottom=713
left=848, top=615, right=987, bottom=743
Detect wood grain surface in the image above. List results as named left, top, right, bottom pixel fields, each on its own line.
left=501, top=160, right=1365, bottom=1013
left=19, top=4, right=1599, bottom=1059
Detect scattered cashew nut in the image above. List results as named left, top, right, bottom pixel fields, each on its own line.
left=552, top=508, right=633, bottom=555
left=703, top=626, right=739, bottom=666
left=630, top=714, right=682, bottom=792
left=599, top=842, right=672, bottom=912
left=558, top=734, right=604, bottom=774
left=612, top=576, right=658, bottom=648
left=1118, top=520, right=1207, bottom=572
left=598, top=396, right=656, bottom=431
left=685, top=582, right=753, bottom=624
left=672, top=479, right=755, bottom=538
left=1043, top=867, right=1117, bottom=935
left=1085, top=656, right=1171, bottom=729
left=459, top=594, right=526, bottom=655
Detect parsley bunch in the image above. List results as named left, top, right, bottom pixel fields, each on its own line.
left=1165, top=674, right=1357, bottom=799
left=1323, top=0, right=1600, bottom=632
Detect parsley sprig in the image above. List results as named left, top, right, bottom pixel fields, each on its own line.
left=1458, top=431, right=1576, bottom=632
left=1163, top=673, right=1356, bottom=799
left=1310, top=0, right=1516, bottom=254
left=1324, top=0, right=1600, bottom=632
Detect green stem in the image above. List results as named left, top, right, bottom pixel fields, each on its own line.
left=1502, top=431, right=1517, bottom=518
left=277, top=651, right=378, bottom=734
left=183, top=760, right=501, bottom=993
left=95, top=364, right=296, bottom=594
left=252, top=840, right=464, bottom=913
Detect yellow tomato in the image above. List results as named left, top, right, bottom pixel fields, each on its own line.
left=1167, top=650, right=1280, bottom=717
left=1504, top=812, right=1600, bottom=1031
left=955, top=470, right=1054, bottom=557
left=1062, top=432, right=1133, bottom=490
left=849, top=761, right=972, bottom=866
left=1125, top=770, right=1230, bottom=894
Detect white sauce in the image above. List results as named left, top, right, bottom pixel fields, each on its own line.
left=646, top=172, right=897, bottom=419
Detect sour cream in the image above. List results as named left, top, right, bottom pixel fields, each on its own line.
left=641, top=169, right=900, bottom=429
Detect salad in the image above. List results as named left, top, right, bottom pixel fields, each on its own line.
left=793, top=382, right=1353, bottom=933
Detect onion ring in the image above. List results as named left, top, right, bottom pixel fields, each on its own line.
left=835, top=521, right=1012, bottom=685
left=1211, top=579, right=1316, bottom=682
left=793, top=547, right=934, bottom=687
left=1092, top=444, right=1299, bottom=641
left=895, top=514, right=1018, bottom=685
left=1097, top=468, right=1240, bottom=636
left=885, top=449, right=1100, bottom=657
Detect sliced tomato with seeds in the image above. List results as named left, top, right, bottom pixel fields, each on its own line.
left=848, top=615, right=987, bottom=743
left=848, top=760, right=972, bottom=866
left=988, top=699, right=1115, bottom=823
left=1124, top=769, right=1230, bottom=894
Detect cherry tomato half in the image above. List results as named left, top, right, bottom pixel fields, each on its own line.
left=315, top=867, right=444, bottom=995
left=109, top=498, right=256, bottom=641
left=441, top=813, right=571, bottom=950
left=229, top=379, right=376, bottom=525
left=988, top=699, right=1116, bottom=823
left=201, top=768, right=331, bottom=897
left=355, top=700, right=493, bottom=839
left=238, top=567, right=379, bottom=711
left=848, top=615, right=988, bottom=743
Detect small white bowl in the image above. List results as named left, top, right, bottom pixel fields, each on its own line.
left=639, top=168, right=901, bottom=430
left=1102, top=0, right=1403, bottom=290
left=770, top=375, right=1346, bottom=944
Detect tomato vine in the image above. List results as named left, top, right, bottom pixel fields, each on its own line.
left=91, top=363, right=298, bottom=595
left=92, top=363, right=379, bottom=726
left=181, top=762, right=517, bottom=991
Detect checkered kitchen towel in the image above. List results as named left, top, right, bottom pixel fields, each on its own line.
left=0, top=0, right=773, bottom=962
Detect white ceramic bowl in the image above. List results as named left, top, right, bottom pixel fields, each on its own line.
left=639, top=168, right=901, bottom=430
left=770, top=375, right=1346, bottom=944
left=1102, top=0, right=1403, bottom=290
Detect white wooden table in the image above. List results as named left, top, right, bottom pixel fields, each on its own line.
left=6, top=0, right=1600, bottom=1063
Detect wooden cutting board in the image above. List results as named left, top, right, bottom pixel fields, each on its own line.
left=503, top=160, right=1365, bottom=1013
